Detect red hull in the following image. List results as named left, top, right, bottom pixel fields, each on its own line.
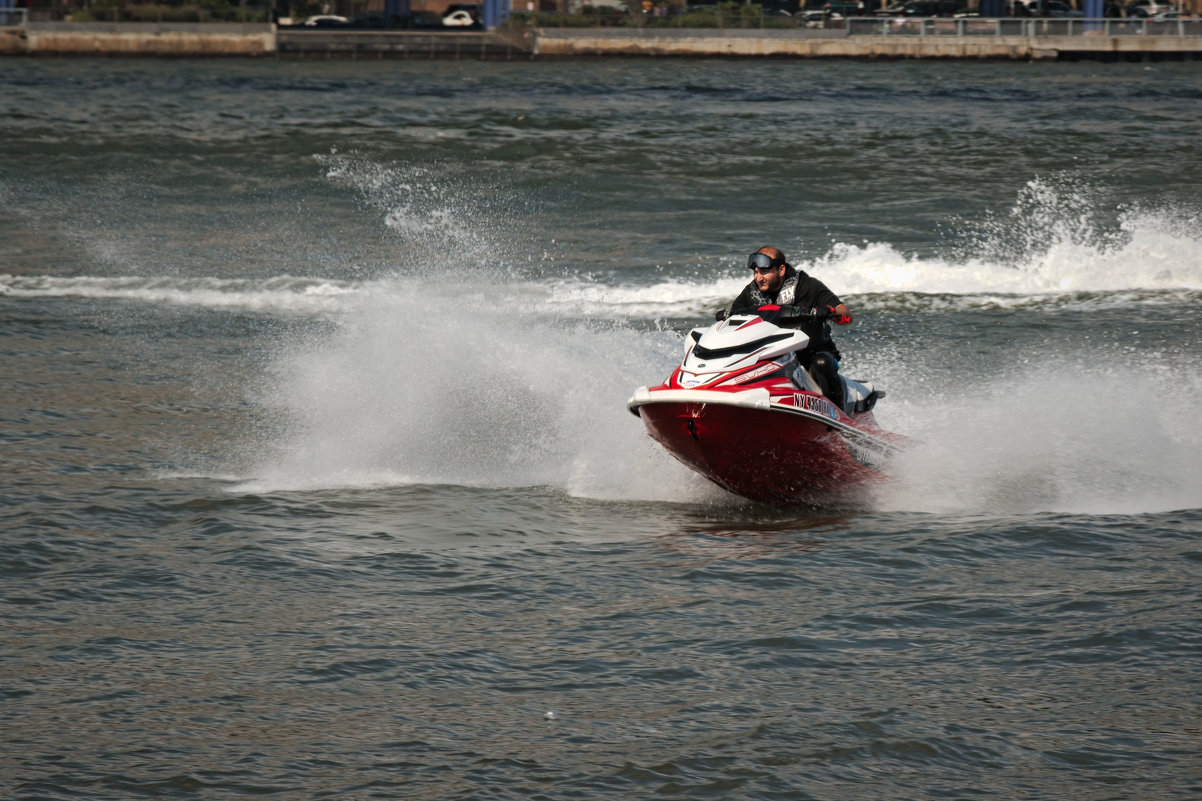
left=637, top=400, right=884, bottom=504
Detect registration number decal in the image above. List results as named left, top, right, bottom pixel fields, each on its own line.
left=792, top=393, right=838, bottom=420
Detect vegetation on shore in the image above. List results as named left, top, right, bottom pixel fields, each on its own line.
left=67, top=0, right=270, bottom=22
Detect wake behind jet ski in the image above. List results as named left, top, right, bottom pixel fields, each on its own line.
left=628, top=305, right=902, bottom=505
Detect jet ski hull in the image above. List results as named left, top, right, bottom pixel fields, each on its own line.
left=628, top=312, right=900, bottom=505
left=632, top=390, right=893, bottom=505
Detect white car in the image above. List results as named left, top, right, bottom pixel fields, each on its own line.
left=302, top=14, right=349, bottom=25
left=441, top=9, right=478, bottom=25
left=1124, top=0, right=1174, bottom=16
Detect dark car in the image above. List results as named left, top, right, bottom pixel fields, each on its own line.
left=880, top=0, right=964, bottom=15
left=1022, top=0, right=1084, bottom=15
left=344, top=13, right=400, bottom=27
left=825, top=0, right=865, bottom=13
left=334, top=11, right=445, bottom=28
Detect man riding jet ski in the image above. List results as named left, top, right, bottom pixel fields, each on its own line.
left=627, top=247, right=898, bottom=504
left=718, top=246, right=877, bottom=415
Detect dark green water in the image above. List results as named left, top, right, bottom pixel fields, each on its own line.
left=2, top=58, right=1201, bottom=800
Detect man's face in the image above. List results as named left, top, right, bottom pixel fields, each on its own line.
left=752, top=263, right=785, bottom=293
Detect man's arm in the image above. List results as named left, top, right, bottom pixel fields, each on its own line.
left=722, top=283, right=760, bottom=317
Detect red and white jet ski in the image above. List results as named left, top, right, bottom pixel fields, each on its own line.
left=628, top=307, right=902, bottom=505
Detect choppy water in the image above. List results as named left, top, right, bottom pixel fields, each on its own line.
left=3, top=58, right=1202, bottom=800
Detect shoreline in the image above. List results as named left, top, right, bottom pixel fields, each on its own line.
left=534, top=25, right=1202, bottom=59
left=3, top=21, right=1201, bottom=60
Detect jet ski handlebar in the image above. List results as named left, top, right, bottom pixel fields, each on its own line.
left=762, top=304, right=832, bottom=324
left=715, top=305, right=832, bottom=324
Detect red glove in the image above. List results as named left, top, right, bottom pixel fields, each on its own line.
left=829, top=306, right=853, bottom=325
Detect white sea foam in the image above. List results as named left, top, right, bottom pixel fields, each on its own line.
left=0, top=274, right=364, bottom=314
left=8, top=173, right=1199, bottom=320
left=229, top=254, right=1202, bottom=511
left=235, top=274, right=718, bottom=502
left=223, top=169, right=1202, bottom=506
left=544, top=176, right=1202, bottom=317
left=872, top=359, right=1202, bottom=515
left=540, top=199, right=1202, bottom=319
left=237, top=274, right=1202, bottom=511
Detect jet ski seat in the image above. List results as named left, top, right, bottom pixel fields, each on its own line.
left=843, top=377, right=884, bottom=414
left=787, top=355, right=884, bottom=415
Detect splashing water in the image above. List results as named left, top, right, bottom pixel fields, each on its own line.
left=227, top=166, right=1202, bottom=511
left=872, top=356, right=1202, bottom=516
left=545, top=175, right=1202, bottom=318
left=318, top=152, right=539, bottom=275
left=237, top=274, right=717, bottom=502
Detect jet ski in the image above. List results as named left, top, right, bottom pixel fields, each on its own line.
left=627, top=306, right=902, bottom=505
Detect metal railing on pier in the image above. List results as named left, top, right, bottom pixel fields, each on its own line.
left=0, top=7, right=27, bottom=26
left=508, top=9, right=1202, bottom=36
left=846, top=16, right=1202, bottom=36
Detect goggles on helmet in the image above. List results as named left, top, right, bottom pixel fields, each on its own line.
left=747, top=252, right=781, bottom=272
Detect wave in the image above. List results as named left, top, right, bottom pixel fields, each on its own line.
left=552, top=185, right=1202, bottom=318
left=0, top=274, right=363, bottom=314
left=11, top=169, right=1199, bottom=320
left=872, top=359, right=1202, bottom=516
left=217, top=265, right=1202, bottom=516
left=7, top=231, right=1200, bottom=322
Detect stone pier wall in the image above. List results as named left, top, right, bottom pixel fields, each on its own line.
left=3, top=22, right=1199, bottom=60
left=17, top=22, right=275, bottom=56
left=532, top=27, right=1202, bottom=60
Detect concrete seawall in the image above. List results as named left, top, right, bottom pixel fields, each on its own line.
left=7, top=22, right=275, bottom=56
left=275, top=28, right=532, bottom=59
left=0, top=28, right=22, bottom=54
left=2, top=21, right=1200, bottom=60
left=0, top=23, right=528, bottom=58
left=533, top=27, right=1202, bottom=60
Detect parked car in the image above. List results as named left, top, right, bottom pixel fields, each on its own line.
left=1041, top=0, right=1085, bottom=16
left=408, top=11, right=448, bottom=27
left=796, top=7, right=826, bottom=22
left=1124, top=0, right=1174, bottom=15
left=1013, top=0, right=1083, bottom=15
left=302, top=14, right=349, bottom=26
left=880, top=0, right=965, bottom=16
left=442, top=2, right=482, bottom=25
left=825, top=0, right=865, bottom=14
left=442, top=8, right=480, bottom=26
left=584, top=0, right=629, bottom=10
left=343, top=13, right=398, bottom=27
left=338, top=11, right=444, bottom=28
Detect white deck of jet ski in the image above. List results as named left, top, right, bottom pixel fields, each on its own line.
left=628, top=386, right=772, bottom=411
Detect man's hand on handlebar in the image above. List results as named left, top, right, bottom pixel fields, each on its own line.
left=721, top=305, right=851, bottom=325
